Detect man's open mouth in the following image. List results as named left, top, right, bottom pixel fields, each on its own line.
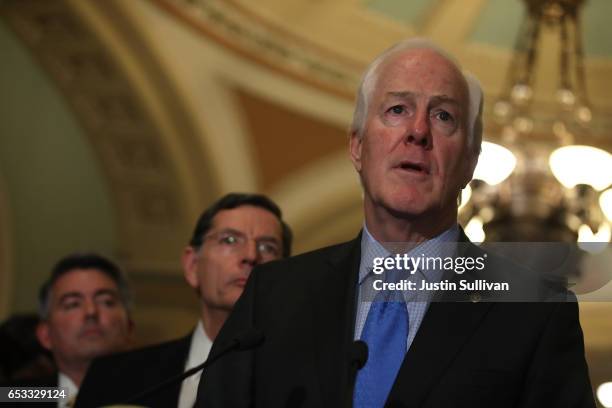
left=397, top=161, right=430, bottom=174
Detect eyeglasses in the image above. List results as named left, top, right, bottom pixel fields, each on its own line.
left=204, top=230, right=281, bottom=260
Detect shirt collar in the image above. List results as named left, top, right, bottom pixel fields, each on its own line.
left=359, top=223, right=460, bottom=285
left=57, top=372, right=78, bottom=408
left=185, top=320, right=213, bottom=370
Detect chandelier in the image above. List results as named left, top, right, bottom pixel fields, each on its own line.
left=460, top=0, right=612, bottom=247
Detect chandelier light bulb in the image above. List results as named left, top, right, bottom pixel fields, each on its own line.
left=465, top=217, right=486, bottom=243
left=479, top=207, right=495, bottom=223
left=473, top=142, right=517, bottom=185
left=493, top=100, right=512, bottom=119
left=513, top=116, right=534, bottom=134
left=549, top=145, right=612, bottom=191
left=594, top=223, right=612, bottom=243
left=578, top=223, right=611, bottom=253
left=459, top=185, right=472, bottom=211
left=598, top=382, right=612, bottom=408
left=600, top=189, right=612, bottom=223
left=576, top=105, right=592, bottom=123
left=578, top=224, right=593, bottom=242
left=510, top=83, right=533, bottom=104
left=556, top=88, right=576, bottom=107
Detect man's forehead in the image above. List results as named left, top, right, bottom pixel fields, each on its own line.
left=52, top=268, right=119, bottom=296
left=211, top=205, right=281, bottom=234
left=375, top=48, right=468, bottom=99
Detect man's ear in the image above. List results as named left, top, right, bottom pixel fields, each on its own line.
left=36, top=321, right=53, bottom=351
left=349, top=130, right=363, bottom=172
left=182, top=246, right=200, bottom=290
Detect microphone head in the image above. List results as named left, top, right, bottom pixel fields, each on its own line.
left=234, top=328, right=265, bottom=350
left=350, top=340, right=368, bottom=369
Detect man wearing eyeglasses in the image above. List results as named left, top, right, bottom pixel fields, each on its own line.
left=75, top=193, right=292, bottom=408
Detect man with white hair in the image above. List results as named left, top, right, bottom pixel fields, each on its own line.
left=196, top=39, right=594, bottom=408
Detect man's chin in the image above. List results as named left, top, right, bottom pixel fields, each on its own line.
left=216, top=294, right=241, bottom=312
left=81, top=341, right=127, bottom=358
left=379, top=197, right=429, bottom=220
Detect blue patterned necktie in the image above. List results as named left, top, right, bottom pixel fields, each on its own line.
left=354, top=269, right=409, bottom=408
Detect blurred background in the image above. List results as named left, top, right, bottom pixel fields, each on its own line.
left=0, top=0, right=611, bottom=404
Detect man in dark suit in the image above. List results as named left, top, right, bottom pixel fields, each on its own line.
left=12, top=253, right=134, bottom=407
left=196, top=39, right=595, bottom=407
left=75, top=193, right=293, bottom=408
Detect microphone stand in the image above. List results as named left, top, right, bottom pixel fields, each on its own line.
left=120, top=329, right=264, bottom=405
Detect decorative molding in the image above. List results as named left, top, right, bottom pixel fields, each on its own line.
left=196, top=75, right=260, bottom=193
left=0, top=0, right=220, bottom=274
left=0, top=0, right=181, bottom=225
left=155, top=0, right=612, bottom=149
left=152, top=0, right=362, bottom=99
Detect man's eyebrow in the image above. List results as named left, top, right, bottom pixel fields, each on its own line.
left=256, top=236, right=281, bottom=244
left=385, top=92, right=461, bottom=107
left=58, top=292, right=83, bottom=303
left=429, top=95, right=461, bottom=107
left=213, top=228, right=280, bottom=244
left=93, top=288, right=119, bottom=298
left=214, top=227, right=246, bottom=236
left=386, top=91, right=416, bottom=99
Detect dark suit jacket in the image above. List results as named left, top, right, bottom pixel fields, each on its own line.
left=75, top=334, right=192, bottom=408
left=196, top=234, right=595, bottom=408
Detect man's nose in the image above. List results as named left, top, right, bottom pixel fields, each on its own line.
left=241, top=240, right=259, bottom=265
left=405, top=109, right=431, bottom=147
left=84, top=299, right=99, bottom=318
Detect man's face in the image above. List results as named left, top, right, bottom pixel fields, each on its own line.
left=37, top=269, right=133, bottom=367
left=350, top=49, right=475, bottom=225
left=183, top=205, right=283, bottom=312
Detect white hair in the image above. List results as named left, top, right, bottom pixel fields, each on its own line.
left=350, top=38, right=483, bottom=157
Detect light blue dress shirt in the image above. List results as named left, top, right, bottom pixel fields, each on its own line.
left=354, top=224, right=460, bottom=351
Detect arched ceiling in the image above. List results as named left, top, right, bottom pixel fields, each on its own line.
left=0, top=18, right=116, bottom=314
left=3, top=0, right=610, bottom=270
left=1, top=0, right=222, bottom=276
left=155, top=0, right=612, bottom=147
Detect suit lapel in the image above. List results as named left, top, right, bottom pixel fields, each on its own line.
left=309, top=235, right=362, bottom=408
left=170, top=334, right=194, bottom=403
left=152, top=333, right=193, bottom=407
left=388, top=300, right=493, bottom=406
left=307, top=230, right=496, bottom=407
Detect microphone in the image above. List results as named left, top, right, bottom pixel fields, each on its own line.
left=120, top=328, right=264, bottom=405
left=283, top=342, right=368, bottom=408
left=345, top=340, right=368, bottom=408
